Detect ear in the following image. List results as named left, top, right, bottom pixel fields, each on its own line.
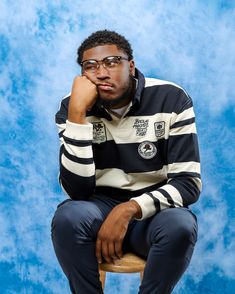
left=129, top=60, right=135, bottom=76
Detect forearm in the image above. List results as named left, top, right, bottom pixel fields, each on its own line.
left=59, top=120, right=96, bottom=199
left=68, top=75, right=97, bottom=124
left=131, top=176, right=201, bottom=220
left=68, top=108, right=87, bottom=124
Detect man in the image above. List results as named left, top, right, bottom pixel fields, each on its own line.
left=51, top=30, right=201, bottom=294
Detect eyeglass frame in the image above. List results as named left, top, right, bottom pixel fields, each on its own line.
left=80, top=55, right=130, bottom=73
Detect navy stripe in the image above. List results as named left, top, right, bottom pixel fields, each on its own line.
left=56, top=115, right=66, bottom=124
left=127, top=85, right=192, bottom=116
left=93, top=140, right=166, bottom=172
left=60, top=166, right=95, bottom=199
left=170, top=117, right=195, bottom=129
left=157, top=188, right=175, bottom=207
left=145, top=192, right=161, bottom=212
left=63, top=135, right=93, bottom=147
left=64, top=149, right=94, bottom=165
left=59, top=130, right=65, bottom=138
left=167, top=133, right=200, bottom=163
left=95, top=180, right=167, bottom=201
left=55, top=85, right=192, bottom=120
left=167, top=178, right=200, bottom=206
left=55, top=97, right=69, bottom=121
left=167, top=172, right=201, bottom=178
left=93, top=134, right=199, bottom=172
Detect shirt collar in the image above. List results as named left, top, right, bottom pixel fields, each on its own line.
left=132, top=68, right=145, bottom=105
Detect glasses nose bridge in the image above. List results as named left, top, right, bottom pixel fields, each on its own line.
left=96, top=59, right=108, bottom=73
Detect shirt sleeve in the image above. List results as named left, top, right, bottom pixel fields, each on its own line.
left=131, top=92, right=201, bottom=220
left=55, top=96, right=96, bottom=199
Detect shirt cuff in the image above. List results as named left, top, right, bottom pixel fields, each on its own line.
left=130, top=194, right=156, bottom=220
left=63, top=120, right=93, bottom=140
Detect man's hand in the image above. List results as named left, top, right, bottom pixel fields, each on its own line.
left=68, top=75, right=98, bottom=124
left=96, top=200, right=142, bottom=264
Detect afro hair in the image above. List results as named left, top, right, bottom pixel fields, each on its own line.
left=77, top=29, right=133, bottom=64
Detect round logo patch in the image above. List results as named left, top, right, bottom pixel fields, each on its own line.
left=138, top=141, right=157, bottom=159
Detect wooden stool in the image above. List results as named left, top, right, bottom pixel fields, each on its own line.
left=99, top=253, right=146, bottom=290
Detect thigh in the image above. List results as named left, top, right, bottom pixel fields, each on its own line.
left=51, top=194, right=120, bottom=243
left=124, top=207, right=198, bottom=258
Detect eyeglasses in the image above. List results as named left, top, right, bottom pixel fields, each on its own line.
left=80, top=56, right=129, bottom=74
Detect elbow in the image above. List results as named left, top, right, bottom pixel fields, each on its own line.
left=59, top=174, right=95, bottom=200
left=61, top=182, right=93, bottom=200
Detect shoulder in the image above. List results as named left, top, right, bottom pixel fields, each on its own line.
left=142, top=77, right=193, bottom=114
left=55, top=93, right=71, bottom=121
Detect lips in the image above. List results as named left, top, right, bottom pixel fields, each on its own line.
left=97, top=83, right=113, bottom=91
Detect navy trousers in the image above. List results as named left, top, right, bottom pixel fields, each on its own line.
left=51, top=194, right=197, bottom=294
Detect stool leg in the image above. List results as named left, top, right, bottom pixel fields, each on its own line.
left=140, top=270, right=144, bottom=282
left=99, top=270, right=106, bottom=290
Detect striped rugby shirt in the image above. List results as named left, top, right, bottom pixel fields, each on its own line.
left=56, top=69, right=201, bottom=220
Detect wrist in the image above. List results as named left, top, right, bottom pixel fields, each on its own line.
left=128, top=200, right=142, bottom=220
left=68, top=109, right=87, bottom=124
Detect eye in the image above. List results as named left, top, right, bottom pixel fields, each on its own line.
left=83, top=61, right=97, bottom=71
left=104, top=57, right=120, bottom=68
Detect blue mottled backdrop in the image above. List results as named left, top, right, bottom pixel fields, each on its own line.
left=0, top=1, right=235, bottom=293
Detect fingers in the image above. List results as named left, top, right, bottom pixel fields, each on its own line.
left=108, top=242, right=117, bottom=261
left=96, top=239, right=111, bottom=264
left=114, top=241, right=123, bottom=259
left=80, top=72, right=96, bottom=86
left=96, top=239, right=123, bottom=264
left=102, top=242, right=111, bottom=264
left=96, top=239, right=102, bottom=264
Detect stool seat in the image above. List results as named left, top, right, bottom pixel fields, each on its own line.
left=99, top=252, right=146, bottom=273
left=99, top=253, right=146, bottom=291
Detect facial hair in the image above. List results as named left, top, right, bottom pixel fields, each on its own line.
left=98, top=75, right=135, bottom=109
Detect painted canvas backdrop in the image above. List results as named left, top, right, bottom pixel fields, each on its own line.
left=0, top=1, right=235, bottom=293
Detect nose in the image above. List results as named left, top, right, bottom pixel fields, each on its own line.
left=96, top=64, right=109, bottom=79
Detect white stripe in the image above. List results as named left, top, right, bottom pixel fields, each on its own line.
left=61, top=154, right=95, bottom=177
left=56, top=123, right=66, bottom=133
left=151, top=190, right=172, bottom=210
left=159, top=184, right=183, bottom=207
left=64, top=143, right=93, bottom=159
left=168, top=161, right=200, bottom=174
left=63, top=120, right=93, bottom=140
left=132, top=183, right=183, bottom=220
left=87, top=113, right=172, bottom=143
left=170, top=122, right=197, bottom=136
left=145, top=78, right=188, bottom=95
left=171, top=107, right=195, bottom=124
left=96, top=166, right=168, bottom=191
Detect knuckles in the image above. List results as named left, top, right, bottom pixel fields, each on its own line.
left=98, top=233, right=122, bottom=243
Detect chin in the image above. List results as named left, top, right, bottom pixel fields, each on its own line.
left=99, top=97, right=119, bottom=108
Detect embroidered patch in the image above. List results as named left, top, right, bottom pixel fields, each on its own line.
left=138, top=141, right=157, bottom=159
left=154, top=121, right=165, bottom=137
left=133, top=119, right=149, bottom=136
left=92, top=122, right=106, bottom=144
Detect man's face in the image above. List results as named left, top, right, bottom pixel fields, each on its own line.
left=81, top=45, right=135, bottom=107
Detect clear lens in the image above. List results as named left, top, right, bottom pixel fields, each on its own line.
left=82, top=56, right=126, bottom=73
left=83, top=60, right=97, bottom=72
left=103, top=56, right=120, bottom=68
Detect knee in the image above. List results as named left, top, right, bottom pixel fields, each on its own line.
left=150, top=208, right=198, bottom=248
left=170, top=218, right=197, bottom=246
left=51, top=200, right=101, bottom=246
